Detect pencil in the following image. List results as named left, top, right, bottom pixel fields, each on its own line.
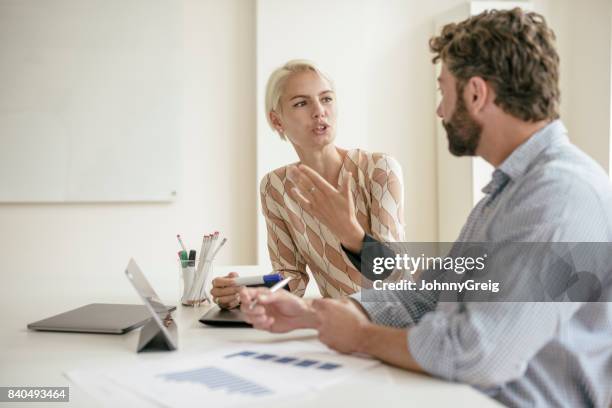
left=248, top=276, right=293, bottom=310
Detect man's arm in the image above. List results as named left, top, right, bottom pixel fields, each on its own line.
left=311, top=297, right=425, bottom=373
left=359, top=324, right=424, bottom=373
left=406, top=301, right=582, bottom=387
left=350, top=299, right=424, bottom=372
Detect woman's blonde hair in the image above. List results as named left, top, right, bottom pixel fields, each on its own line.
left=265, top=59, right=334, bottom=140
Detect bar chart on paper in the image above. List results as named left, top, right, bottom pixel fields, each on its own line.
left=92, top=342, right=379, bottom=407
left=159, top=366, right=273, bottom=396
left=157, top=350, right=343, bottom=397
left=224, top=350, right=343, bottom=370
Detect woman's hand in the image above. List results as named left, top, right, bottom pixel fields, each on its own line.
left=211, top=272, right=241, bottom=309
left=287, top=164, right=365, bottom=253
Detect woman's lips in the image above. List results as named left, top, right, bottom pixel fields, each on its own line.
left=313, top=124, right=329, bottom=135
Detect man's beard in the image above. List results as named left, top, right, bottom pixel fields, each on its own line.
left=442, top=96, right=482, bottom=157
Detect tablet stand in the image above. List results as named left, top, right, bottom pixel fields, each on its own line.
left=137, top=312, right=177, bottom=352
left=124, top=258, right=179, bottom=353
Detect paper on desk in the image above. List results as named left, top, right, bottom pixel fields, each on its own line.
left=64, top=369, right=160, bottom=408
left=69, top=341, right=379, bottom=408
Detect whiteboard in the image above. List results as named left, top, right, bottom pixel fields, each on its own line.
left=0, top=1, right=181, bottom=202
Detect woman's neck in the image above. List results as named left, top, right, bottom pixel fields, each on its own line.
left=295, top=144, right=346, bottom=186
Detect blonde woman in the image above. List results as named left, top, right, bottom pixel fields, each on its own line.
left=211, top=60, right=405, bottom=308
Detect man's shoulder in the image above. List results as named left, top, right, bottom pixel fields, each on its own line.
left=501, top=142, right=612, bottom=240
left=527, top=141, right=611, bottom=197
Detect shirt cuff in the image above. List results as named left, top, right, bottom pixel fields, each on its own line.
left=342, top=233, right=380, bottom=270
left=349, top=291, right=417, bottom=328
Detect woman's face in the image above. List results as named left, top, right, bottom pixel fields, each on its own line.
left=272, top=70, right=337, bottom=150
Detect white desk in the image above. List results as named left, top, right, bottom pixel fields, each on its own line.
left=0, top=265, right=500, bottom=407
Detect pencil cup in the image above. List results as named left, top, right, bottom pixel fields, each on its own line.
left=178, top=258, right=213, bottom=307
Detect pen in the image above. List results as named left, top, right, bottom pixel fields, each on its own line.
left=248, top=276, right=293, bottom=310
left=188, top=250, right=196, bottom=267
left=234, top=273, right=282, bottom=287
left=182, top=254, right=197, bottom=306
left=178, top=251, right=188, bottom=268
left=176, top=234, right=187, bottom=253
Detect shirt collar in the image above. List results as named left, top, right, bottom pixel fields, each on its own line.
left=482, top=120, right=568, bottom=195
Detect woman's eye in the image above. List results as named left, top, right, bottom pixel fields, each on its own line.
left=322, top=96, right=333, bottom=103
left=293, top=101, right=306, bottom=107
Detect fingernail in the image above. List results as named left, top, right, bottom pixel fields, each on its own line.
left=259, top=295, right=268, bottom=302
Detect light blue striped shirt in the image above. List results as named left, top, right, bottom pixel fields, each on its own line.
left=356, top=121, right=612, bottom=407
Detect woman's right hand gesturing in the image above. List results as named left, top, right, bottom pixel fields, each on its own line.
left=287, top=164, right=365, bottom=253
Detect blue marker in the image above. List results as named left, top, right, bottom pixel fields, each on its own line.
left=233, top=273, right=283, bottom=287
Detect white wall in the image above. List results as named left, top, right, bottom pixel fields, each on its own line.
left=541, top=0, right=612, bottom=173
left=0, top=0, right=256, bottom=297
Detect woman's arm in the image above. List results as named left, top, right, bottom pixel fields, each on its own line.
left=260, top=173, right=309, bottom=296
left=367, top=154, right=406, bottom=242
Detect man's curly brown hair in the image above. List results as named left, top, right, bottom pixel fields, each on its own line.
left=430, top=8, right=560, bottom=122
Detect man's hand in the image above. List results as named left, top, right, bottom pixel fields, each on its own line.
left=242, top=291, right=425, bottom=373
left=311, top=298, right=372, bottom=354
left=211, top=272, right=241, bottom=309
left=312, top=298, right=425, bottom=373
left=287, top=164, right=365, bottom=253
left=239, top=287, right=319, bottom=333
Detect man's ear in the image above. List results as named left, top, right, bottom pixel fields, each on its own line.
left=465, top=76, right=489, bottom=115
left=269, top=111, right=283, bottom=134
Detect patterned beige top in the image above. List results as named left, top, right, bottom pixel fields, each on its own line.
left=260, top=149, right=405, bottom=298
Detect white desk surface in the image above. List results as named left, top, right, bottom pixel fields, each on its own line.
left=0, top=265, right=500, bottom=407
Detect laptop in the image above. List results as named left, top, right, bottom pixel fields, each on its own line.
left=27, top=260, right=175, bottom=334
left=27, top=303, right=176, bottom=334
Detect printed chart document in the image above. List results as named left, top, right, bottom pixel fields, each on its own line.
left=66, top=341, right=380, bottom=407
